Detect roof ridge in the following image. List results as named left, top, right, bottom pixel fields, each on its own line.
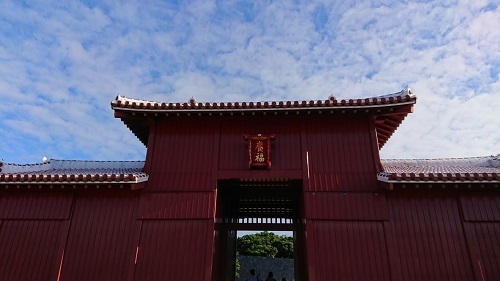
left=381, top=155, right=499, bottom=162
left=1, top=159, right=145, bottom=175
left=113, top=88, right=415, bottom=105
left=50, top=159, right=145, bottom=163
left=0, top=159, right=145, bottom=165
left=381, top=154, right=500, bottom=169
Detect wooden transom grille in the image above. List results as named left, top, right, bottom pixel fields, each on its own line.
left=217, top=179, right=302, bottom=225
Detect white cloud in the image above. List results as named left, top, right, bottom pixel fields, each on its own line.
left=0, top=0, right=498, bottom=163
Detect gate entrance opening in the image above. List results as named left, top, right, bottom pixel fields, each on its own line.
left=213, top=179, right=307, bottom=281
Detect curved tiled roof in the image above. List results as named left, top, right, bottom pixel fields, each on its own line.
left=111, top=89, right=417, bottom=148
left=3, top=155, right=497, bottom=190
left=111, top=89, right=415, bottom=111
left=0, top=159, right=148, bottom=187
left=378, top=155, right=500, bottom=184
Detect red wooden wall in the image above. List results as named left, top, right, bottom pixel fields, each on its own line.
left=0, top=191, right=71, bottom=280
left=387, top=190, right=475, bottom=281
left=59, top=191, right=140, bottom=281
left=125, top=113, right=385, bottom=280
left=304, top=115, right=380, bottom=192
left=1, top=189, right=499, bottom=280
left=461, top=193, right=500, bottom=280
left=1, top=112, right=499, bottom=280
left=303, top=190, right=500, bottom=281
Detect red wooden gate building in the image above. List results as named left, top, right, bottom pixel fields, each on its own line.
left=1, top=89, right=499, bottom=280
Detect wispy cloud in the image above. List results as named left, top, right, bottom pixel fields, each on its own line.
left=1, top=0, right=498, bottom=163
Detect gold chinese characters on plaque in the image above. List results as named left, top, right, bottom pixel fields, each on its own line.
left=243, top=134, right=276, bottom=169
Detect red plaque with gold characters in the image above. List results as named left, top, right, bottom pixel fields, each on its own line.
left=244, top=134, right=276, bottom=169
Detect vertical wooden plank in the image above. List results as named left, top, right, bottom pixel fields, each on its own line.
left=389, top=190, right=476, bottom=280
left=0, top=220, right=67, bottom=280
left=306, top=220, right=391, bottom=280
left=134, top=220, right=214, bottom=281
left=59, top=191, right=140, bottom=281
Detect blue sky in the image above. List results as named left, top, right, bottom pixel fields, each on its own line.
left=1, top=0, right=499, bottom=164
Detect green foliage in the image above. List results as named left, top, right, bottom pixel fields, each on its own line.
left=235, top=252, right=240, bottom=278
left=237, top=231, right=294, bottom=258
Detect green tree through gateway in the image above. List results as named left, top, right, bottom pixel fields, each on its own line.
left=237, top=231, right=294, bottom=258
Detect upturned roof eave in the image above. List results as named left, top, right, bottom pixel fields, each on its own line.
left=111, top=92, right=416, bottom=148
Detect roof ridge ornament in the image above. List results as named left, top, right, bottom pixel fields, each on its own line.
left=188, top=97, right=196, bottom=106
left=402, top=87, right=414, bottom=97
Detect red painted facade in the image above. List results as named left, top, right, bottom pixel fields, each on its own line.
left=1, top=92, right=499, bottom=280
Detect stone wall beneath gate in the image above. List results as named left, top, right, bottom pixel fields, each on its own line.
left=237, top=255, right=295, bottom=281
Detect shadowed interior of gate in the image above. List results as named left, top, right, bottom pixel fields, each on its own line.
left=214, top=179, right=306, bottom=281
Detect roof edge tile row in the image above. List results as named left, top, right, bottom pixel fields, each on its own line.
left=111, top=89, right=416, bottom=112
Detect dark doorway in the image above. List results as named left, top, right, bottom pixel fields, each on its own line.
left=213, top=179, right=306, bottom=281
